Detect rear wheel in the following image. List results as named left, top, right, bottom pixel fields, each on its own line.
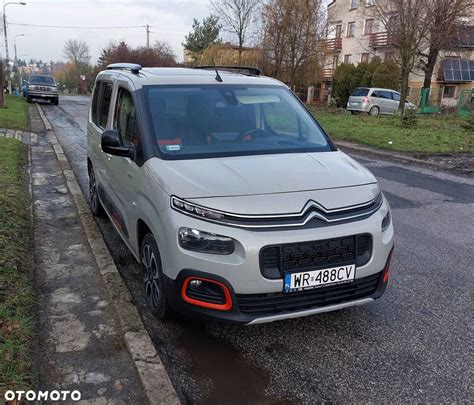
left=88, top=164, right=104, bottom=217
left=26, top=96, right=32, bottom=103
left=369, top=106, right=380, bottom=116
left=141, top=233, right=171, bottom=319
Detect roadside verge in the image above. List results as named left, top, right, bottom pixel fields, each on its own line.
left=35, top=103, right=180, bottom=404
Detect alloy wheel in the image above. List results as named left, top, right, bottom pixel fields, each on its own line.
left=142, top=243, right=161, bottom=309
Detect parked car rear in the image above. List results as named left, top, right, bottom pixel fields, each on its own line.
left=347, top=87, right=415, bottom=115
left=26, top=75, right=59, bottom=105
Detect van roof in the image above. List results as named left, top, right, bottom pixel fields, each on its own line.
left=97, top=67, right=284, bottom=88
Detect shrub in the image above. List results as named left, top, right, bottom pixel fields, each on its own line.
left=399, top=108, right=418, bottom=128
left=372, top=61, right=400, bottom=90
left=332, top=63, right=357, bottom=107
left=461, top=113, right=474, bottom=131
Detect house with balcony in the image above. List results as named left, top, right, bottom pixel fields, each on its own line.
left=321, top=0, right=474, bottom=105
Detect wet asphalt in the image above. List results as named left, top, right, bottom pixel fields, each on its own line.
left=40, top=96, right=473, bottom=404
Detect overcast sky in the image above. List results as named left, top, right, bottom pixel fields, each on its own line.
left=2, top=0, right=213, bottom=64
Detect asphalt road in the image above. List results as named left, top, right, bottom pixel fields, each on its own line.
left=41, top=96, right=473, bottom=404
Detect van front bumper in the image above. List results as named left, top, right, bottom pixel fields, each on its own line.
left=163, top=254, right=391, bottom=324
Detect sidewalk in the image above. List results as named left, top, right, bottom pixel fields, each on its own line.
left=27, top=127, right=147, bottom=402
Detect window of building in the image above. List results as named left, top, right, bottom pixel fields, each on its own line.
left=114, top=88, right=140, bottom=145
left=366, top=0, right=375, bottom=5
left=347, top=22, right=355, bottom=37
left=385, top=51, right=394, bottom=61
left=333, top=55, right=339, bottom=67
left=344, top=54, right=352, bottom=64
left=364, top=19, right=374, bottom=35
left=361, top=53, right=370, bottom=63
left=351, top=0, right=358, bottom=9
left=99, top=82, right=113, bottom=129
left=443, top=85, right=456, bottom=99
left=335, top=24, right=342, bottom=38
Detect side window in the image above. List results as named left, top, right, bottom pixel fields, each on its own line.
left=114, top=88, right=140, bottom=145
left=380, top=91, right=392, bottom=99
left=263, top=101, right=309, bottom=138
left=91, top=81, right=101, bottom=125
left=99, top=82, right=113, bottom=129
left=371, top=91, right=380, bottom=98
left=392, top=92, right=401, bottom=101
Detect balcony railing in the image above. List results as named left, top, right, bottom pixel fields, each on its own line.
left=324, top=37, right=343, bottom=51
left=369, top=32, right=394, bottom=48
left=322, top=68, right=334, bottom=80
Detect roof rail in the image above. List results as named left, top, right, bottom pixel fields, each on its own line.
left=106, top=63, right=142, bottom=75
left=194, top=65, right=261, bottom=76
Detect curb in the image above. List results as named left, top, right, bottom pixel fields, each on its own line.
left=35, top=104, right=180, bottom=405
left=336, top=141, right=456, bottom=171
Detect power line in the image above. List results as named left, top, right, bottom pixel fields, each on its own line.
left=8, top=22, right=146, bottom=29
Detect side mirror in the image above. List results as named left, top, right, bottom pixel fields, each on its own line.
left=101, top=129, right=135, bottom=159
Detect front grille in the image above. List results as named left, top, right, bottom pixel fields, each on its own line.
left=260, top=234, right=372, bottom=279
left=237, top=271, right=381, bottom=315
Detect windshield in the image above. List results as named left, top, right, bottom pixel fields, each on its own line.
left=29, top=76, right=55, bottom=85
left=146, top=85, right=332, bottom=159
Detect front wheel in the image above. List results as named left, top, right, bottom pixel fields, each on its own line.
left=141, top=233, right=171, bottom=319
left=88, top=164, right=104, bottom=217
left=26, top=96, right=32, bottom=103
left=52, top=97, right=59, bottom=105
left=369, top=106, right=380, bottom=116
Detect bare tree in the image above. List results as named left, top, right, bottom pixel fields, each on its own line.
left=371, top=0, right=431, bottom=113
left=262, top=0, right=325, bottom=87
left=63, top=39, right=90, bottom=66
left=211, top=0, right=261, bottom=63
left=420, top=0, right=473, bottom=89
left=0, top=60, right=4, bottom=108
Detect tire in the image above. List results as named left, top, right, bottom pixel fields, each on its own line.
left=350, top=110, right=357, bottom=115
left=88, top=164, right=105, bottom=217
left=369, top=106, right=380, bottom=116
left=141, top=233, right=171, bottom=319
left=52, top=97, right=59, bottom=105
left=26, top=96, right=32, bottom=103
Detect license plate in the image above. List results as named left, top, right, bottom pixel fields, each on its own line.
left=284, top=264, right=355, bottom=293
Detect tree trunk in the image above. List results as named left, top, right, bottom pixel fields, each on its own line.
left=422, top=44, right=440, bottom=89
left=398, top=63, right=409, bottom=114
left=0, top=60, right=4, bottom=108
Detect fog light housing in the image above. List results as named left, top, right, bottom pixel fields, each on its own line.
left=381, top=211, right=391, bottom=231
left=182, top=277, right=232, bottom=311
left=178, top=228, right=235, bottom=255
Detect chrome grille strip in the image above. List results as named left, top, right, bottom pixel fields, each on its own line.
left=171, top=193, right=383, bottom=229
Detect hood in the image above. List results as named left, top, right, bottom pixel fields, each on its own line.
left=146, top=151, right=377, bottom=199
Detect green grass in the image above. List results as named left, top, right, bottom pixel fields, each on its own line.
left=0, top=95, right=29, bottom=130
left=309, top=106, right=474, bottom=154
left=0, top=138, right=35, bottom=395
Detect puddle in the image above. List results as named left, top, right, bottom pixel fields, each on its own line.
left=177, top=321, right=292, bottom=404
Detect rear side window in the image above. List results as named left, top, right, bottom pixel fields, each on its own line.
left=380, top=91, right=392, bottom=99
left=352, top=88, right=369, bottom=97
left=392, top=92, right=401, bottom=101
left=99, top=82, right=113, bottom=128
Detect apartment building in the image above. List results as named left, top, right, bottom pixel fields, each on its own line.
left=322, top=0, right=474, bottom=106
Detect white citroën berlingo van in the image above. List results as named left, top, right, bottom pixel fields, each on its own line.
left=87, top=63, right=394, bottom=324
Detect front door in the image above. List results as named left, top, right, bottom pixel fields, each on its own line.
left=106, top=85, right=143, bottom=245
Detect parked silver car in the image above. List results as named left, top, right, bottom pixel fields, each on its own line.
left=87, top=64, right=394, bottom=324
left=347, top=87, right=415, bottom=115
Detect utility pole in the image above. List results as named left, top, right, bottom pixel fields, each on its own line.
left=146, top=25, right=150, bottom=48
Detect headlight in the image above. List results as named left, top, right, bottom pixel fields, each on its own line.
left=171, top=196, right=225, bottom=220
left=381, top=211, right=391, bottom=231
left=178, top=228, right=235, bottom=255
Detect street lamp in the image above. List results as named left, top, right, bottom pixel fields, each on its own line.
left=13, top=33, right=24, bottom=64
left=3, top=2, right=27, bottom=62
